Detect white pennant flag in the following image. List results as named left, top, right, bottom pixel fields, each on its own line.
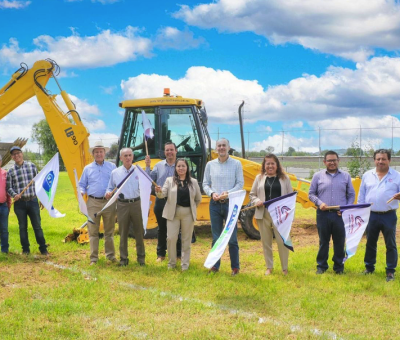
left=94, top=167, right=135, bottom=218
left=264, top=192, right=297, bottom=252
left=141, top=110, right=154, bottom=140
left=136, top=165, right=153, bottom=234
left=33, top=153, right=65, bottom=218
left=74, top=169, right=94, bottom=224
left=204, top=190, right=246, bottom=269
left=341, top=204, right=371, bottom=262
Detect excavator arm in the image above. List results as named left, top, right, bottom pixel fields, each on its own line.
left=0, top=59, right=92, bottom=196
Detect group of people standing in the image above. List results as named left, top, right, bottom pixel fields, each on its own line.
left=1, top=140, right=399, bottom=282
left=309, top=149, right=400, bottom=282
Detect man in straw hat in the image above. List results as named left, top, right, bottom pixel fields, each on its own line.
left=79, top=140, right=116, bottom=265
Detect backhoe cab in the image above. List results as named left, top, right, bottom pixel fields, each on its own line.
left=118, top=88, right=211, bottom=185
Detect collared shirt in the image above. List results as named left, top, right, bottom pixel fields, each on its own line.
left=7, top=161, right=37, bottom=199
left=309, top=169, right=355, bottom=207
left=203, top=156, right=244, bottom=197
left=107, top=165, right=140, bottom=199
left=358, top=167, right=400, bottom=211
left=146, top=160, right=175, bottom=186
left=79, top=161, right=116, bottom=197
left=0, top=168, right=8, bottom=204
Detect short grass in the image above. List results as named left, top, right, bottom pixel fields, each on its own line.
left=1, top=173, right=400, bottom=340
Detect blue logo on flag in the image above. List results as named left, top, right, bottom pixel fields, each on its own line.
left=43, top=171, right=54, bottom=200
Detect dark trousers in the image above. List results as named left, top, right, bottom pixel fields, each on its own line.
left=154, top=198, right=181, bottom=258
left=364, top=211, right=397, bottom=274
left=0, top=202, right=9, bottom=253
left=316, top=210, right=345, bottom=272
left=209, top=200, right=240, bottom=270
left=14, top=198, right=47, bottom=254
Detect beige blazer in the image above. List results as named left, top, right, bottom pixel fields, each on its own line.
left=249, top=174, right=293, bottom=219
left=157, top=177, right=202, bottom=221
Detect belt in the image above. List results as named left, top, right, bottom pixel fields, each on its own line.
left=372, top=210, right=395, bottom=215
left=118, top=197, right=140, bottom=203
left=217, top=199, right=229, bottom=204
left=20, top=196, right=35, bottom=202
left=319, top=209, right=339, bottom=213
left=89, top=195, right=105, bottom=200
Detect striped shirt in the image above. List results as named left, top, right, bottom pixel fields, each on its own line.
left=7, top=161, right=38, bottom=199
left=309, top=169, right=355, bottom=207
left=79, top=161, right=116, bottom=197
left=203, top=156, right=244, bottom=197
left=358, top=167, right=400, bottom=212
left=146, top=160, right=175, bottom=187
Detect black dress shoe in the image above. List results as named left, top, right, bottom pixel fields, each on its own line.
left=386, top=273, right=395, bottom=282
left=363, top=269, right=374, bottom=275
left=139, top=263, right=145, bottom=266
left=335, top=270, right=344, bottom=275
left=22, top=251, right=30, bottom=255
left=316, top=268, right=326, bottom=274
left=119, top=259, right=129, bottom=267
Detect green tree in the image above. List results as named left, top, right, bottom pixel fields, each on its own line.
left=31, top=119, right=65, bottom=170
left=285, top=146, right=296, bottom=156
left=346, top=140, right=373, bottom=178
left=106, top=142, right=119, bottom=159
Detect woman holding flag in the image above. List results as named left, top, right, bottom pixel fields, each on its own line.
left=249, top=154, right=293, bottom=275
left=155, top=158, right=201, bottom=271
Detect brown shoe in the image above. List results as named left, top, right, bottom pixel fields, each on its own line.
left=231, top=268, right=240, bottom=276
left=156, top=256, right=165, bottom=263
left=89, top=261, right=97, bottom=266
left=208, top=266, right=219, bottom=274
left=265, top=268, right=273, bottom=275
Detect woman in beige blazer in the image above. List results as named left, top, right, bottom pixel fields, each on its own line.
left=249, top=153, right=293, bottom=276
left=155, top=158, right=202, bottom=271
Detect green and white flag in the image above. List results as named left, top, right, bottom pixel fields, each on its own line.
left=33, top=152, right=65, bottom=218
left=204, top=190, right=246, bottom=269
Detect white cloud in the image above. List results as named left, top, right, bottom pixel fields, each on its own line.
left=0, top=94, right=106, bottom=152
left=174, top=0, right=400, bottom=61
left=256, top=125, right=272, bottom=132
left=154, top=27, right=206, bottom=50
left=100, top=85, right=117, bottom=95
left=0, top=27, right=152, bottom=69
left=88, top=134, right=119, bottom=148
left=120, top=57, right=400, bottom=125
left=91, top=0, right=119, bottom=4
left=251, top=133, right=319, bottom=153
left=284, top=121, right=303, bottom=129
left=0, top=0, right=30, bottom=9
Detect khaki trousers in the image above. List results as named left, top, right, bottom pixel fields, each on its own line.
left=257, top=209, right=289, bottom=271
left=167, top=206, right=194, bottom=270
left=117, top=200, right=145, bottom=264
left=87, top=197, right=116, bottom=262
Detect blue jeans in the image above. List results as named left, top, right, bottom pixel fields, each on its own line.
left=14, top=197, right=47, bottom=254
left=364, top=211, right=397, bottom=274
left=0, top=202, right=9, bottom=253
left=316, top=210, right=345, bottom=272
left=209, top=200, right=239, bottom=270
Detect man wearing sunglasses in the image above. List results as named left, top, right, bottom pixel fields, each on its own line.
left=309, top=150, right=355, bottom=275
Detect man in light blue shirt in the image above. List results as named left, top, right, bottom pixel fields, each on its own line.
left=203, top=138, right=244, bottom=276
left=79, top=141, right=116, bottom=265
left=106, top=148, right=145, bottom=267
left=358, top=149, right=400, bottom=282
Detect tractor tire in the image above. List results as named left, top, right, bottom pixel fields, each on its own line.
left=128, top=223, right=158, bottom=239
left=239, top=203, right=261, bottom=240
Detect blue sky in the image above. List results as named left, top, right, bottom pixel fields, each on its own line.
left=1, top=0, right=400, bottom=153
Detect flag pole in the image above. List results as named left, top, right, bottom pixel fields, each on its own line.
left=241, top=205, right=257, bottom=212
left=325, top=205, right=340, bottom=209
left=387, top=195, right=398, bottom=204
left=11, top=179, right=34, bottom=205
left=145, top=135, right=149, bottom=156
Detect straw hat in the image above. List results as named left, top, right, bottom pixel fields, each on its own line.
left=90, top=140, right=110, bottom=153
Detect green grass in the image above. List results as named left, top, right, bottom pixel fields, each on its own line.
left=1, top=173, right=400, bottom=339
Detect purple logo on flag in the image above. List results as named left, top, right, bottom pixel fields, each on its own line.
left=274, top=205, right=291, bottom=225
left=347, top=214, right=364, bottom=234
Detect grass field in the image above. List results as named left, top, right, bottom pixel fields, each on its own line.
left=1, top=173, right=399, bottom=339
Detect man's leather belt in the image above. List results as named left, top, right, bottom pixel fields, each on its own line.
left=20, top=196, right=35, bottom=201
left=320, top=209, right=339, bottom=213
left=218, top=199, right=229, bottom=204
left=89, top=195, right=105, bottom=200
left=118, top=197, right=140, bottom=203
left=372, top=210, right=395, bottom=215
